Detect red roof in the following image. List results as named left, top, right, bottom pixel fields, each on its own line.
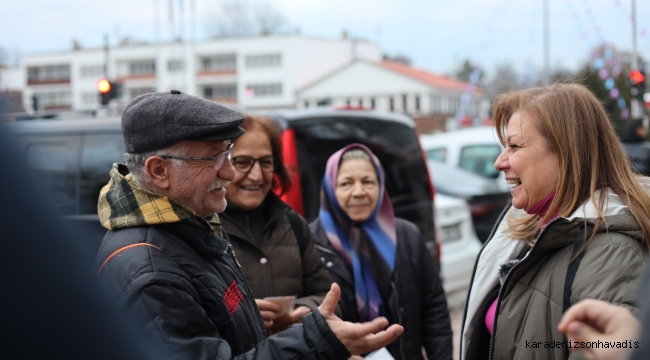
left=379, top=61, right=485, bottom=95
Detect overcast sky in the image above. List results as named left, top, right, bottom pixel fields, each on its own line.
left=1, top=0, right=648, bottom=78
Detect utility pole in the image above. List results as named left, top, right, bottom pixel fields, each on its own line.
left=103, top=33, right=110, bottom=79
left=543, top=0, right=550, bottom=86
left=630, top=0, right=641, bottom=119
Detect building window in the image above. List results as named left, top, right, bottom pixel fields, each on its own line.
left=358, top=99, right=363, bottom=107
left=245, top=83, right=282, bottom=98
left=415, top=96, right=420, bottom=111
left=80, top=65, right=104, bottom=78
left=245, top=54, right=281, bottom=68
left=128, top=61, right=156, bottom=76
left=129, top=87, right=155, bottom=100
left=304, top=101, right=309, bottom=108
left=33, top=91, right=72, bottom=108
left=370, top=98, right=375, bottom=109
left=27, top=65, right=70, bottom=83
left=81, top=92, right=99, bottom=105
left=431, top=95, right=441, bottom=114
left=452, top=97, right=459, bottom=112
left=389, top=97, right=395, bottom=112
left=346, top=99, right=350, bottom=106
left=317, top=98, right=331, bottom=107
left=201, top=55, right=236, bottom=71
left=402, top=94, right=408, bottom=112
left=167, top=59, right=184, bottom=72
left=203, top=84, right=237, bottom=100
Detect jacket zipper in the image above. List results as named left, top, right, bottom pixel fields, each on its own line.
left=228, top=243, right=242, bottom=268
left=391, top=281, right=406, bottom=360
left=486, top=217, right=560, bottom=360
left=226, top=241, right=269, bottom=336
left=459, top=203, right=511, bottom=360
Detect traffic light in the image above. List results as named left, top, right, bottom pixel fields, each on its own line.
left=630, top=70, right=646, bottom=102
left=97, top=78, right=120, bottom=106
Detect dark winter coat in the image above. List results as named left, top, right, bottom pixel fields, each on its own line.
left=95, top=164, right=350, bottom=360
left=220, top=193, right=334, bottom=310
left=621, top=119, right=650, bottom=176
left=310, top=217, right=453, bottom=360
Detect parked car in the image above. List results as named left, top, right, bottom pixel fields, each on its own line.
left=434, top=193, right=482, bottom=304
left=421, top=127, right=511, bottom=242
left=4, top=117, right=124, bottom=253
left=420, top=126, right=509, bottom=190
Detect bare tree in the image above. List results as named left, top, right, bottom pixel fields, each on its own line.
left=205, top=0, right=289, bottom=38
left=455, top=59, right=485, bottom=85
left=487, top=63, right=522, bottom=97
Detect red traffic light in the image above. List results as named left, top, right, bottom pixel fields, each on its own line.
left=630, top=70, right=645, bottom=84
left=97, top=79, right=112, bottom=94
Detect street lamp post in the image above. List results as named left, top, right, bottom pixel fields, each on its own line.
left=630, top=0, right=641, bottom=119
left=543, top=0, right=550, bottom=86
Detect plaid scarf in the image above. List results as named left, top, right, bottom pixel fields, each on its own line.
left=97, top=163, right=223, bottom=238
left=319, top=144, right=397, bottom=323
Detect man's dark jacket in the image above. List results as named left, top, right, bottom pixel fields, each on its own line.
left=310, top=217, right=453, bottom=360
left=95, top=164, right=350, bottom=360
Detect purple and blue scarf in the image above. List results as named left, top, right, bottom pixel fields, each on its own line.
left=319, top=143, right=397, bottom=322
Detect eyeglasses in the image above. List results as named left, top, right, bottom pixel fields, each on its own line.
left=158, top=143, right=233, bottom=170
left=232, top=155, right=276, bottom=173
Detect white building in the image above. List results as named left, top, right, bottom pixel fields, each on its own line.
left=296, top=60, right=489, bottom=132
left=8, top=35, right=381, bottom=112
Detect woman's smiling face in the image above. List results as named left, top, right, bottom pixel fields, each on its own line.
left=225, top=127, right=274, bottom=211
left=494, top=112, right=560, bottom=211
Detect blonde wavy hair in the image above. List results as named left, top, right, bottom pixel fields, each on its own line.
left=493, top=83, right=650, bottom=254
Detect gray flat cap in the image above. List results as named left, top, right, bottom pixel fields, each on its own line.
left=122, top=90, right=245, bottom=154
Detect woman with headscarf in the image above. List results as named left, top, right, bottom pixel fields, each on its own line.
left=309, top=143, right=453, bottom=360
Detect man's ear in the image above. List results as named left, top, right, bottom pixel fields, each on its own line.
left=144, top=156, right=171, bottom=189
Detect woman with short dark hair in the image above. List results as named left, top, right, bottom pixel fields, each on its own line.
left=221, top=115, right=335, bottom=334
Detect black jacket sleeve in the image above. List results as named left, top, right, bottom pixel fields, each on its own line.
left=128, top=271, right=350, bottom=360
left=413, top=226, right=454, bottom=360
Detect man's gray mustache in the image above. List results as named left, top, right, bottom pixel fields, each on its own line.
left=208, top=178, right=230, bottom=191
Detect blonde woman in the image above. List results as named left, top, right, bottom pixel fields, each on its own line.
left=460, top=83, right=650, bottom=360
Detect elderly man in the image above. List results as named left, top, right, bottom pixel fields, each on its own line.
left=95, top=90, right=403, bottom=360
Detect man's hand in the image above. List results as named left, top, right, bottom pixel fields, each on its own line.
left=269, top=306, right=312, bottom=334
left=318, top=283, right=404, bottom=356
left=558, top=299, right=639, bottom=360
left=255, top=299, right=284, bottom=329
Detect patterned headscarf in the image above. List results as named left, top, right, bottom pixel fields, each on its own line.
left=319, top=143, right=397, bottom=322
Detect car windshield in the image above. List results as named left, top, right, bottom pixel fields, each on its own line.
left=459, top=144, right=502, bottom=179
left=291, top=116, right=434, bottom=242
left=426, top=147, right=447, bottom=162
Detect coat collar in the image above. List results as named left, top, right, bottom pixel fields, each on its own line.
left=220, top=192, right=289, bottom=246
left=98, top=163, right=223, bottom=238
